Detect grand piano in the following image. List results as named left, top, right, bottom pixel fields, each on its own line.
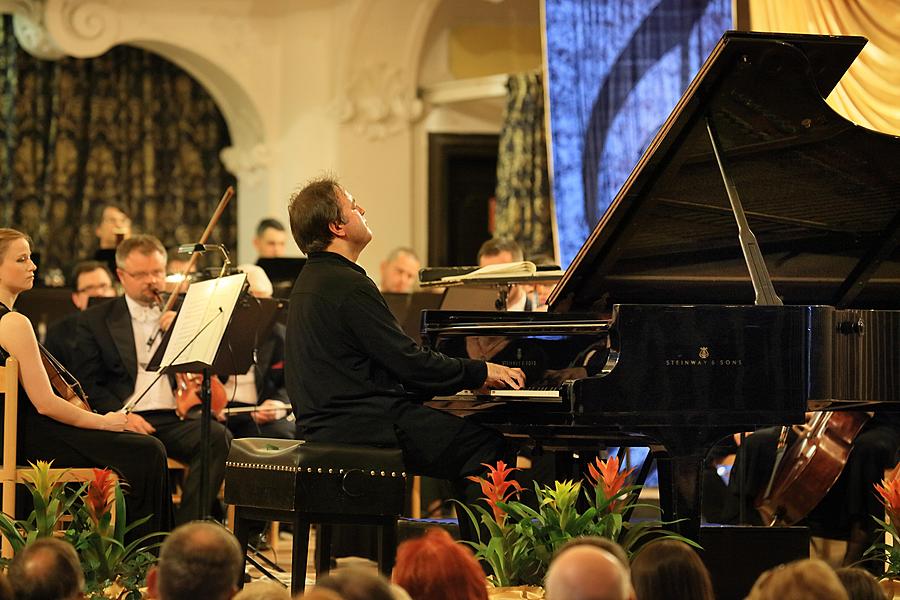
left=420, top=31, right=900, bottom=541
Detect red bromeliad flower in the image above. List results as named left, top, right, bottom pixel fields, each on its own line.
left=85, top=468, right=116, bottom=529
left=586, top=455, right=635, bottom=512
left=875, top=475, right=900, bottom=525
left=467, top=461, right=524, bottom=524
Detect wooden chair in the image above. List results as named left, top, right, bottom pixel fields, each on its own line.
left=1, top=356, right=109, bottom=557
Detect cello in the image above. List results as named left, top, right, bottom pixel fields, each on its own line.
left=755, top=410, right=872, bottom=526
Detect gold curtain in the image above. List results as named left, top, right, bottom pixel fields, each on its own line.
left=0, top=17, right=235, bottom=278
left=494, top=71, right=554, bottom=260
left=748, top=0, right=900, bottom=135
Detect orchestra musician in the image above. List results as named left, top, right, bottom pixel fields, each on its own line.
left=43, top=260, right=117, bottom=370
left=72, top=234, right=232, bottom=523
left=724, top=413, right=900, bottom=568
left=0, top=228, right=172, bottom=540
left=284, top=177, right=525, bottom=536
left=379, top=247, right=421, bottom=294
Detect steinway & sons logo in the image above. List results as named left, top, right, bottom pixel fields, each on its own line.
left=665, top=346, right=743, bottom=367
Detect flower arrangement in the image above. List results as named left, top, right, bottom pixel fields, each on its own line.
left=864, top=464, right=900, bottom=579
left=458, top=455, right=698, bottom=587
left=0, top=461, right=165, bottom=599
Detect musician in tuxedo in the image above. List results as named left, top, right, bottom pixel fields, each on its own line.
left=379, top=247, right=420, bottom=294
left=284, top=177, right=525, bottom=524
left=219, top=265, right=294, bottom=440
left=477, top=238, right=529, bottom=311
left=73, top=234, right=232, bottom=524
left=43, top=260, right=117, bottom=369
left=724, top=414, right=900, bottom=567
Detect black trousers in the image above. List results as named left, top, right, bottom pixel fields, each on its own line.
left=20, top=415, right=174, bottom=542
left=138, top=410, right=233, bottom=524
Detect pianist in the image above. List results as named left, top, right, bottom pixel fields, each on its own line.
left=284, top=176, right=526, bottom=522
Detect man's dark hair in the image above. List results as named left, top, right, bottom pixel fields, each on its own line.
left=255, top=218, right=286, bottom=238
left=157, top=521, right=243, bottom=600
left=70, top=260, right=114, bottom=292
left=287, top=176, right=346, bottom=253
left=477, top=238, right=524, bottom=263
left=8, top=538, right=84, bottom=600
left=94, top=202, right=129, bottom=227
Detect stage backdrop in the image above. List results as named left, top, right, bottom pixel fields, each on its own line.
left=544, top=0, right=732, bottom=266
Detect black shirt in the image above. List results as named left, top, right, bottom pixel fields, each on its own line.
left=285, top=251, right=487, bottom=447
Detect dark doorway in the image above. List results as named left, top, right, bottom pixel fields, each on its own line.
left=428, top=133, right=499, bottom=267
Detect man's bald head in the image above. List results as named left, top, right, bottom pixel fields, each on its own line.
left=545, top=545, right=634, bottom=600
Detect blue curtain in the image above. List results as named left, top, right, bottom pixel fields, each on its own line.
left=544, top=0, right=732, bottom=266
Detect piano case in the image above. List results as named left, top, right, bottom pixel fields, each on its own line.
left=225, top=438, right=407, bottom=516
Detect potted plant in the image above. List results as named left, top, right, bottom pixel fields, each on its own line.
left=0, top=461, right=165, bottom=599
left=458, top=455, right=698, bottom=595
left=864, top=464, right=900, bottom=597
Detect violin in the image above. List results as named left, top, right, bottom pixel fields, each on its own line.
left=39, top=344, right=91, bottom=412
left=755, top=410, right=872, bottom=525
left=174, top=372, right=228, bottom=420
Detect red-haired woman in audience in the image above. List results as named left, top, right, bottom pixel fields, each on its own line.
left=392, top=527, right=488, bottom=600
left=0, top=228, right=172, bottom=539
left=630, top=539, right=715, bottom=600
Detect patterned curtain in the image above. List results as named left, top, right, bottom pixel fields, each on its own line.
left=748, top=0, right=900, bottom=135
left=0, top=17, right=235, bottom=279
left=494, top=71, right=554, bottom=261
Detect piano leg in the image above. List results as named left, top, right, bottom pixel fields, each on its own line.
left=655, top=449, right=706, bottom=541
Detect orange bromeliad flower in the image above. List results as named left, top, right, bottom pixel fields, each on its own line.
left=467, top=461, right=524, bottom=524
left=875, top=475, right=900, bottom=524
left=586, top=455, right=635, bottom=512
left=85, top=468, right=116, bottom=530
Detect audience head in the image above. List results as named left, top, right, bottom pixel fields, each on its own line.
left=115, top=234, right=167, bottom=305
left=0, top=571, right=12, bottom=600
left=8, top=537, right=84, bottom=600
left=95, top=203, right=131, bottom=249
left=380, top=247, right=421, bottom=294
left=836, top=567, right=888, bottom=600
left=254, top=218, right=288, bottom=258
left=232, top=580, right=291, bottom=600
left=746, top=559, right=849, bottom=600
left=147, top=521, right=243, bottom=600
left=545, top=544, right=633, bottom=600
left=315, top=567, right=395, bottom=600
left=70, top=260, right=116, bottom=310
left=392, top=527, right=487, bottom=600
left=297, top=590, right=344, bottom=600
left=477, top=238, right=523, bottom=266
left=629, top=539, right=714, bottom=600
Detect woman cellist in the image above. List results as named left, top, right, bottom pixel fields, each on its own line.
left=0, top=228, right=173, bottom=540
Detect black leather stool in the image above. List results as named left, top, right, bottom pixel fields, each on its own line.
left=225, top=439, right=406, bottom=595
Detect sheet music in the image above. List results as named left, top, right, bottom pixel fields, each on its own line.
left=160, top=273, right=246, bottom=368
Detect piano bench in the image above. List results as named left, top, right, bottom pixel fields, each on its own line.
left=224, top=439, right=407, bottom=595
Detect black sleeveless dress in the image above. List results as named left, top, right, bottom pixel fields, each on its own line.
left=0, top=303, right=173, bottom=540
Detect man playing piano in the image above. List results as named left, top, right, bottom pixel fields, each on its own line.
left=284, top=176, right=525, bottom=527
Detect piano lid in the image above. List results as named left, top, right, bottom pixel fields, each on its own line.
left=550, top=31, right=900, bottom=313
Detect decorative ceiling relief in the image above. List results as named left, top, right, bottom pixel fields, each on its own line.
left=220, top=143, right=271, bottom=183
left=6, top=0, right=65, bottom=59
left=6, top=0, right=121, bottom=60
left=338, top=63, right=423, bottom=140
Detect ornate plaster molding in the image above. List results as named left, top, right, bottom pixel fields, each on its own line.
left=43, top=0, right=120, bottom=57
left=220, top=143, right=272, bottom=183
left=1, top=0, right=65, bottom=59
left=339, top=63, right=423, bottom=141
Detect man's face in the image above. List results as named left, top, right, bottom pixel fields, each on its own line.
left=336, top=187, right=373, bottom=249
left=380, top=252, right=420, bottom=293
left=72, top=268, right=116, bottom=310
left=253, top=227, right=287, bottom=258
left=479, top=250, right=516, bottom=267
left=117, top=250, right=166, bottom=305
left=95, top=207, right=131, bottom=248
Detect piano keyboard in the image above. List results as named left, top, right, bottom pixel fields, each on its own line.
left=456, top=387, right=562, bottom=402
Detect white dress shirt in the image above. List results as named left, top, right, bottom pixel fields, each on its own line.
left=122, top=295, right=177, bottom=412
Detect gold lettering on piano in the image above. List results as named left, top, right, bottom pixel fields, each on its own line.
left=665, top=358, right=743, bottom=366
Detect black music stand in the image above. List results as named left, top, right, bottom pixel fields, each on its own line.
left=146, top=277, right=271, bottom=520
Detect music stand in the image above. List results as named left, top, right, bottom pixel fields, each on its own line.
left=144, top=274, right=246, bottom=520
